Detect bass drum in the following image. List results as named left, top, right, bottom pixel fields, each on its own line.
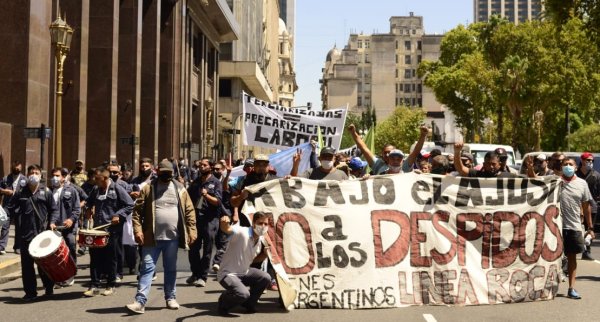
left=29, top=230, right=76, bottom=283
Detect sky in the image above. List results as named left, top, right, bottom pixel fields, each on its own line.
left=294, top=0, right=473, bottom=110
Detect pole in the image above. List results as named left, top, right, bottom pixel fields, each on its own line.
left=54, top=48, right=66, bottom=168
left=40, top=123, right=46, bottom=170
left=131, top=134, right=135, bottom=166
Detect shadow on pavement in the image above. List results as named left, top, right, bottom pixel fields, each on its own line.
left=87, top=305, right=163, bottom=316
left=576, top=275, right=600, bottom=282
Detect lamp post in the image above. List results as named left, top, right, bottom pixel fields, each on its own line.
left=49, top=10, right=73, bottom=167
left=534, top=110, right=544, bottom=151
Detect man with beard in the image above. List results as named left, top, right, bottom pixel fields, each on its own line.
left=454, top=143, right=513, bottom=178
left=0, top=161, right=26, bottom=255
left=576, top=152, right=600, bottom=260
left=231, top=155, right=278, bottom=225
left=534, top=154, right=554, bottom=176
left=494, top=147, right=519, bottom=175
left=186, top=158, right=222, bottom=287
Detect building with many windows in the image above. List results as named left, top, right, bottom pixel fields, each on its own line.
left=321, top=13, right=460, bottom=143
left=474, top=0, right=543, bottom=24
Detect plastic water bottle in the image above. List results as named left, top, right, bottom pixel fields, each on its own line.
left=585, top=233, right=593, bottom=246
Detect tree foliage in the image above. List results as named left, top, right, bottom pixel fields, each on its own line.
left=419, top=16, right=600, bottom=153
left=568, top=123, right=600, bottom=151
left=374, top=106, right=426, bottom=153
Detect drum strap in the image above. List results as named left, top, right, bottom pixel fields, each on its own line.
left=29, top=197, right=47, bottom=234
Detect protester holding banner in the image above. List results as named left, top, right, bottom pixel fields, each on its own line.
left=291, top=147, right=348, bottom=180
left=347, top=157, right=368, bottom=179
left=453, top=142, right=515, bottom=178
left=347, top=124, right=394, bottom=175
left=559, top=157, right=595, bottom=299
left=216, top=212, right=271, bottom=316
left=576, top=152, right=600, bottom=260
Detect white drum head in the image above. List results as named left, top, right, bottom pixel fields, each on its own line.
left=29, top=230, right=62, bottom=258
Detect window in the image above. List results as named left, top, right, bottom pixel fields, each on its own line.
left=219, top=79, right=232, bottom=97
left=365, top=40, right=370, bottom=48
left=417, top=55, right=422, bottom=63
left=412, top=69, right=416, bottom=77
left=417, top=84, right=422, bottom=93
left=412, top=29, right=416, bottom=35
left=417, top=41, right=422, bottom=51
left=358, top=40, right=363, bottom=49
left=395, top=40, right=398, bottom=49
left=405, top=41, right=411, bottom=51
left=404, top=98, right=410, bottom=106
left=358, top=97, right=362, bottom=106
left=396, top=97, right=400, bottom=106
left=418, top=98, right=422, bottom=106
left=412, top=98, right=416, bottom=106
left=412, top=83, right=416, bottom=92
left=395, top=55, right=398, bottom=64
left=397, top=83, right=403, bottom=92
left=405, top=55, right=411, bottom=64
left=404, top=84, right=411, bottom=93
left=405, top=69, right=412, bottom=78
left=396, top=69, right=399, bottom=78
left=365, top=54, right=370, bottom=63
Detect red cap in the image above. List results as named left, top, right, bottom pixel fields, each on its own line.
left=581, top=152, right=594, bottom=160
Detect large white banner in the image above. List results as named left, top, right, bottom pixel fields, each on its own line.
left=242, top=92, right=347, bottom=150
left=245, top=173, right=562, bottom=309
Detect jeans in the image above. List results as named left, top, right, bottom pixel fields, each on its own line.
left=0, top=215, right=9, bottom=251
left=135, top=239, right=179, bottom=305
left=218, top=268, right=271, bottom=311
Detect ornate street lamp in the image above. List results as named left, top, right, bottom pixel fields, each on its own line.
left=49, top=10, right=73, bottom=167
left=534, top=110, right=544, bottom=151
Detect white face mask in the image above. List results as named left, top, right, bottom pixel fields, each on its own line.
left=50, top=176, right=61, bottom=188
left=321, top=160, right=334, bottom=170
left=253, top=225, right=268, bottom=237
left=388, top=165, right=402, bottom=173
left=28, top=174, right=41, bottom=185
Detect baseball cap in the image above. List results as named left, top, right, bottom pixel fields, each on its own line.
left=389, top=149, right=404, bottom=158
left=494, top=148, right=507, bottom=156
left=536, top=154, right=547, bottom=161
left=158, top=159, right=174, bottom=172
left=244, top=158, right=254, bottom=167
left=460, top=152, right=473, bottom=161
left=320, top=147, right=336, bottom=156
left=254, top=154, right=270, bottom=162
left=75, top=160, right=84, bottom=164
left=581, top=152, right=594, bottom=160
left=348, top=157, right=368, bottom=171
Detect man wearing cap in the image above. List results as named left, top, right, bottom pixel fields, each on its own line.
left=450, top=153, right=473, bottom=176
left=291, top=147, right=348, bottom=180
left=534, top=154, right=553, bottom=176
left=382, top=149, right=406, bottom=175
left=454, top=143, right=507, bottom=178
left=70, top=160, right=87, bottom=187
left=576, top=152, right=600, bottom=260
left=231, top=155, right=278, bottom=219
left=348, top=157, right=368, bottom=179
left=186, top=158, right=222, bottom=287
left=126, top=160, right=197, bottom=313
left=494, top=148, right=519, bottom=175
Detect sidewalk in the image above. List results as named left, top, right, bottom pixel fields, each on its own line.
left=0, top=224, right=21, bottom=283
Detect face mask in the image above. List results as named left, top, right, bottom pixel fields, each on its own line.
left=158, top=173, right=172, bottom=182
left=50, top=176, right=61, bottom=188
left=109, top=174, right=119, bottom=182
left=562, top=165, right=575, bottom=177
left=11, top=168, right=20, bottom=175
left=28, top=174, right=41, bottom=185
left=213, top=171, right=222, bottom=179
left=586, top=163, right=593, bottom=171
left=143, top=169, right=152, bottom=176
left=76, top=166, right=83, bottom=171
left=321, top=161, right=334, bottom=170
left=388, top=165, right=402, bottom=173
left=253, top=225, right=268, bottom=237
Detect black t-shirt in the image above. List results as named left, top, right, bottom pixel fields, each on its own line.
left=300, top=168, right=348, bottom=180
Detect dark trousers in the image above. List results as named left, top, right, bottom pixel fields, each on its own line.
left=0, top=216, right=9, bottom=251
left=213, top=228, right=229, bottom=265
left=13, top=217, right=21, bottom=251
left=89, top=229, right=122, bottom=288
left=21, top=239, right=54, bottom=296
left=61, top=231, right=77, bottom=265
left=218, top=268, right=271, bottom=311
left=123, top=244, right=138, bottom=272
left=116, top=242, right=124, bottom=276
left=189, top=216, right=219, bottom=281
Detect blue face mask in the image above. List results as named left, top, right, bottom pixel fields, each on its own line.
left=562, top=165, right=575, bottom=177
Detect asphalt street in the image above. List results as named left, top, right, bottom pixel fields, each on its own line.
left=1, top=247, right=600, bottom=322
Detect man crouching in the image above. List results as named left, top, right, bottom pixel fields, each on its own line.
left=217, top=211, right=271, bottom=315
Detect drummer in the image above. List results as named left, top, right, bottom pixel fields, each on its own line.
left=48, top=167, right=81, bottom=288
left=6, top=164, right=59, bottom=301
left=84, top=166, right=134, bottom=297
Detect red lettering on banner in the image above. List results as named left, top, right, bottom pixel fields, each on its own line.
left=430, top=211, right=457, bottom=265
left=481, top=213, right=493, bottom=269
left=456, top=213, right=483, bottom=266
left=542, top=205, right=563, bottom=262
left=276, top=212, right=315, bottom=274
left=491, top=212, right=520, bottom=268
left=371, top=210, right=410, bottom=268
left=410, top=212, right=432, bottom=267
left=518, top=212, right=545, bottom=264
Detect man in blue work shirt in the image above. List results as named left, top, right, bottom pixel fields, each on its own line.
left=0, top=160, right=26, bottom=255
left=7, top=164, right=59, bottom=301
left=48, top=167, right=81, bottom=288
left=186, top=158, right=222, bottom=287
left=83, top=166, right=134, bottom=297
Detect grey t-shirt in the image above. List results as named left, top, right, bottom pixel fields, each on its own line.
left=154, top=181, right=179, bottom=240
left=217, top=225, right=264, bottom=281
left=300, top=167, right=348, bottom=180
left=560, top=177, right=592, bottom=231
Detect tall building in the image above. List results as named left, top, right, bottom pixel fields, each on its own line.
left=321, top=13, right=460, bottom=142
left=217, top=0, right=296, bottom=159
left=0, top=0, right=240, bottom=175
left=474, top=0, right=543, bottom=24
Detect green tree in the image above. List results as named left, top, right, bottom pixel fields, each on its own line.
left=374, top=106, right=426, bottom=153
left=568, top=123, right=600, bottom=151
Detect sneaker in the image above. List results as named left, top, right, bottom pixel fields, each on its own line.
left=0, top=250, right=6, bottom=255
left=567, top=288, right=582, bottom=299
left=152, top=273, right=157, bottom=281
left=212, top=264, right=220, bottom=272
left=126, top=301, right=145, bottom=314
left=115, top=276, right=122, bottom=283
left=582, top=251, right=594, bottom=261
left=64, top=277, right=75, bottom=287
left=22, top=294, right=37, bottom=301
left=102, top=287, right=115, bottom=296
left=194, top=279, right=206, bottom=287
left=54, top=283, right=63, bottom=289
left=83, top=288, right=100, bottom=297
left=186, top=275, right=197, bottom=285
left=268, top=281, right=278, bottom=291
left=166, top=299, right=180, bottom=310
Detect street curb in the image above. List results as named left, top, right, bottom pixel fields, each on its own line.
left=0, top=257, right=21, bottom=284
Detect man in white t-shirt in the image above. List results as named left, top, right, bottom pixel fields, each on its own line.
left=217, top=212, right=271, bottom=315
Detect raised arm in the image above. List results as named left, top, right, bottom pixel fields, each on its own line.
left=453, top=142, right=469, bottom=177
left=405, top=125, right=430, bottom=170
left=348, top=124, right=376, bottom=167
